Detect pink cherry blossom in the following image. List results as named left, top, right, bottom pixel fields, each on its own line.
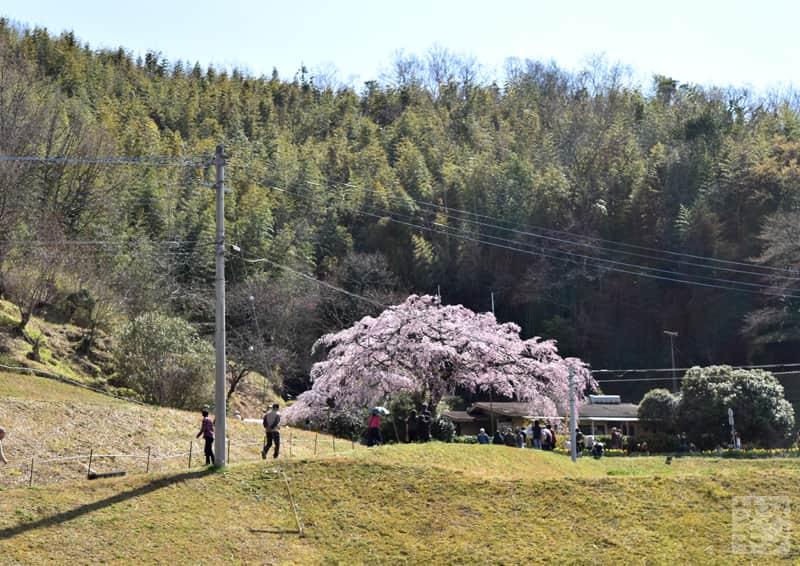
left=285, top=295, right=595, bottom=422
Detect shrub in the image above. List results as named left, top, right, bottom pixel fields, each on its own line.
left=678, top=366, right=795, bottom=449
left=638, top=388, right=679, bottom=433
left=114, top=312, right=213, bottom=409
left=327, top=411, right=366, bottom=441
left=431, top=415, right=455, bottom=442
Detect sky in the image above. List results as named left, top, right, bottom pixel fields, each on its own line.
left=2, top=0, right=798, bottom=92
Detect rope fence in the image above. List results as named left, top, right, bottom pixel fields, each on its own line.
left=0, top=430, right=362, bottom=488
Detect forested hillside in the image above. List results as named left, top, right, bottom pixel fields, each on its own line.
left=1, top=19, right=799, bottom=401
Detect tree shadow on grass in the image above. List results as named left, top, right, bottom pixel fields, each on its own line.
left=0, top=467, right=215, bottom=539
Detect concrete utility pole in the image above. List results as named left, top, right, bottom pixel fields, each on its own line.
left=214, top=145, right=228, bottom=467
left=569, top=365, right=576, bottom=463
left=664, top=331, right=678, bottom=394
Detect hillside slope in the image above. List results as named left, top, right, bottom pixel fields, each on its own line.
left=0, top=451, right=798, bottom=564
left=0, top=371, right=327, bottom=489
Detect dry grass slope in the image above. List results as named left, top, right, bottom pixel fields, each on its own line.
left=2, top=368, right=799, bottom=564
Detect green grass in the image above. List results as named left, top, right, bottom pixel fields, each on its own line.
left=0, top=449, right=798, bottom=564
left=2, top=371, right=800, bottom=563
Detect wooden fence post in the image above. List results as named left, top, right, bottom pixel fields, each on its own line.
left=28, top=457, right=34, bottom=487
left=314, top=432, right=318, bottom=456
left=146, top=447, right=151, bottom=473
left=87, top=448, right=94, bottom=479
left=332, top=435, right=336, bottom=454
left=188, top=441, right=193, bottom=469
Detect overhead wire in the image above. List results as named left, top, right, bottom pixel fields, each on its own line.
left=257, top=159, right=800, bottom=277
left=242, top=178, right=800, bottom=299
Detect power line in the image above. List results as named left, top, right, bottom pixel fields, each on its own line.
left=240, top=254, right=387, bottom=309
left=229, top=172, right=793, bottom=293
left=256, top=181, right=800, bottom=299
left=304, top=177, right=800, bottom=280
left=260, top=164, right=800, bottom=277
left=591, top=362, right=800, bottom=373
left=0, top=155, right=205, bottom=166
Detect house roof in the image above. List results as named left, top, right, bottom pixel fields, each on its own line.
left=440, top=411, right=476, bottom=423
left=469, top=402, right=533, bottom=418
left=578, top=403, right=639, bottom=420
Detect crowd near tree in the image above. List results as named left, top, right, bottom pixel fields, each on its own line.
left=1, top=20, right=800, bottom=415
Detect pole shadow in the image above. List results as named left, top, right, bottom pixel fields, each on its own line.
left=0, top=468, right=215, bottom=539
left=248, top=528, right=302, bottom=535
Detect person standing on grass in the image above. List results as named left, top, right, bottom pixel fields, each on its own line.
left=0, top=426, right=8, bottom=465
left=262, top=403, right=281, bottom=459
left=196, top=410, right=215, bottom=466
left=367, top=408, right=383, bottom=447
left=476, top=428, right=490, bottom=444
left=419, top=404, right=433, bottom=442
left=531, top=420, right=542, bottom=449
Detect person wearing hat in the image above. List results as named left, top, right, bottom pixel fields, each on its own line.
left=476, top=428, right=490, bottom=444
left=261, top=403, right=281, bottom=459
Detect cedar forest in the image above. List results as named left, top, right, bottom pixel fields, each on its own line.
left=1, top=19, right=799, bottom=404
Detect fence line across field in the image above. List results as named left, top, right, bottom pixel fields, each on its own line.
left=0, top=431, right=361, bottom=487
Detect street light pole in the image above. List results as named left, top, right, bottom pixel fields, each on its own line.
left=664, top=331, right=678, bottom=394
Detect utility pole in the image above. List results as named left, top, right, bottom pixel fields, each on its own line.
left=490, top=291, right=495, bottom=437
left=569, top=365, right=576, bottom=463
left=214, top=145, right=228, bottom=467
left=664, top=331, right=678, bottom=394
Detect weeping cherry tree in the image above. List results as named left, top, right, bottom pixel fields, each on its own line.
left=285, top=295, right=595, bottom=423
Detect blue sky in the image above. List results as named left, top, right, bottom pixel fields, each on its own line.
left=2, top=0, right=797, bottom=91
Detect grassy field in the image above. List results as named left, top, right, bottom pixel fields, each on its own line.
left=2, top=371, right=799, bottom=564
left=0, top=446, right=798, bottom=564
left=0, top=371, right=346, bottom=489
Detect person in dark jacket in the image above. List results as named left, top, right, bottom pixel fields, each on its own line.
left=261, top=404, right=281, bottom=459
left=406, top=409, right=419, bottom=442
left=196, top=409, right=215, bottom=465
left=531, top=420, right=542, bottom=449
left=492, top=430, right=504, bottom=445
left=419, top=405, right=432, bottom=442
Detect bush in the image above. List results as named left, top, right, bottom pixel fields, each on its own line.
left=114, top=312, right=213, bottom=409
left=431, top=415, right=455, bottom=442
left=678, top=366, right=795, bottom=449
left=327, top=411, right=366, bottom=441
left=453, top=435, right=477, bottom=444
left=638, top=388, right=679, bottom=433
left=631, top=432, right=679, bottom=453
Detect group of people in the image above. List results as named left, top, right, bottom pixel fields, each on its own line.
left=194, top=403, right=282, bottom=466
left=366, top=405, right=434, bottom=447
left=476, top=420, right=559, bottom=450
